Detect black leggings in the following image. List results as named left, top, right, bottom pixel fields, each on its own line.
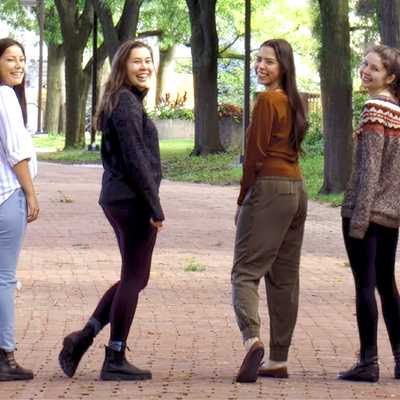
left=92, top=203, right=157, bottom=342
left=343, top=218, right=400, bottom=357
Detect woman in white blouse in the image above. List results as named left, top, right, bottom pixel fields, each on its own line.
left=0, top=38, right=38, bottom=381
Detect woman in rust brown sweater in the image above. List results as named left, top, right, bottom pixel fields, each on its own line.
left=232, top=39, right=308, bottom=383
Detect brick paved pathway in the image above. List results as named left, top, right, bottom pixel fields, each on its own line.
left=2, top=162, right=400, bottom=399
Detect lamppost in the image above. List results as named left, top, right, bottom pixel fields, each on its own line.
left=20, top=0, right=45, bottom=134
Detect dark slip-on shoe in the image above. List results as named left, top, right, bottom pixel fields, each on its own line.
left=236, top=341, right=265, bottom=383
left=258, top=364, right=288, bottom=378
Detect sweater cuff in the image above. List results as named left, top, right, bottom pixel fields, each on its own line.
left=237, top=187, right=247, bottom=206
left=151, top=205, right=165, bottom=222
left=349, top=224, right=367, bottom=240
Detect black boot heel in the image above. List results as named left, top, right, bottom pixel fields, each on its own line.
left=338, top=358, right=379, bottom=383
left=100, top=344, right=152, bottom=381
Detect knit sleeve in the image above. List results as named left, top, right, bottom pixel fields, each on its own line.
left=349, top=123, right=384, bottom=239
left=237, top=93, right=274, bottom=205
left=111, top=90, right=164, bottom=221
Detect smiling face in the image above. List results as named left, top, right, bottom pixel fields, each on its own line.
left=360, top=51, right=395, bottom=96
left=255, top=45, right=281, bottom=90
left=125, top=46, right=154, bottom=91
left=0, top=44, right=25, bottom=87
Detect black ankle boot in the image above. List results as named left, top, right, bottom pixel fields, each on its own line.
left=58, top=324, right=95, bottom=377
left=0, top=349, right=33, bottom=381
left=338, top=357, right=379, bottom=383
left=100, top=344, right=152, bottom=381
left=394, top=352, right=400, bottom=379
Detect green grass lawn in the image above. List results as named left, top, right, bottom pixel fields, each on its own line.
left=34, top=135, right=343, bottom=205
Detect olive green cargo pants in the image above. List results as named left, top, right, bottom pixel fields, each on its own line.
left=232, top=177, right=307, bottom=361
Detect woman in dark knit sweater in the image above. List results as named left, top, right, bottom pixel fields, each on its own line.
left=339, top=45, right=400, bottom=383
left=58, top=40, right=164, bottom=381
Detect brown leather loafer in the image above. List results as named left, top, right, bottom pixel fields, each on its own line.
left=236, top=341, right=264, bottom=383
left=258, top=364, right=289, bottom=378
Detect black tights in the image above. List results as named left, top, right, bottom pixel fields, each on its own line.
left=92, top=203, right=157, bottom=342
left=343, top=218, right=400, bottom=358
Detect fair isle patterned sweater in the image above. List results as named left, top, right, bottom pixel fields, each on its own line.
left=341, top=96, right=400, bottom=239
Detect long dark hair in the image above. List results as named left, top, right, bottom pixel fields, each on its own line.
left=0, top=38, right=27, bottom=125
left=368, top=44, right=400, bottom=100
left=260, top=39, right=307, bottom=153
left=95, top=40, right=154, bottom=131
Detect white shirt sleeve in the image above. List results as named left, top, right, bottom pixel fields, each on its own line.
left=0, top=85, right=33, bottom=166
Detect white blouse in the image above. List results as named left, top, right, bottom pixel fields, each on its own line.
left=0, top=85, right=37, bottom=206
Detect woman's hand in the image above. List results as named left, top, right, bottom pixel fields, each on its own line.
left=26, top=193, right=39, bottom=223
left=150, top=218, right=163, bottom=231
left=12, top=160, right=39, bottom=222
left=234, top=205, right=241, bottom=226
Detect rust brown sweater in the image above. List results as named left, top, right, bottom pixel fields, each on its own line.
left=238, top=90, right=302, bottom=205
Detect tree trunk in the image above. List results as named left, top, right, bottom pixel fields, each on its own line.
left=156, top=45, right=176, bottom=104
left=186, top=0, right=224, bottom=155
left=58, top=102, right=66, bottom=134
left=318, top=0, right=353, bottom=194
left=377, top=0, right=400, bottom=47
left=63, top=44, right=86, bottom=148
left=92, top=0, right=140, bottom=61
left=44, top=43, right=64, bottom=134
left=55, top=0, right=93, bottom=149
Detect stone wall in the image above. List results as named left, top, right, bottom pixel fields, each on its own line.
left=153, top=119, right=194, bottom=140
left=154, top=118, right=243, bottom=151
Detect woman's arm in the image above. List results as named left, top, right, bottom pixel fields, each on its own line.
left=349, top=128, right=384, bottom=239
left=0, top=86, right=38, bottom=223
left=12, top=160, right=39, bottom=222
left=237, top=93, right=274, bottom=205
left=112, top=90, right=164, bottom=222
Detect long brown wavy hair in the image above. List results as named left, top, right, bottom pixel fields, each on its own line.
left=367, top=44, right=400, bottom=100
left=260, top=39, right=308, bottom=153
left=95, top=40, right=154, bottom=131
left=0, top=38, right=27, bottom=125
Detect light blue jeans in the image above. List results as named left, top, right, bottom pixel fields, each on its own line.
left=0, top=189, right=27, bottom=351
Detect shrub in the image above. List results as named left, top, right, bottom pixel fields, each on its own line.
left=218, top=103, right=243, bottom=123
left=303, top=111, right=324, bottom=156
left=302, top=90, right=368, bottom=157
left=352, top=90, right=368, bottom=128
left=148, top=92, right=194, bottom=121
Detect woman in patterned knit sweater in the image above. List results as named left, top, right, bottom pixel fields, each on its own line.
left=339, top=45, right=400, bottom=382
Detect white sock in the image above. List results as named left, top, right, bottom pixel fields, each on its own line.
left=261, top=359, right=287, bottom=369
left=244, top=337, right=259, bottom=352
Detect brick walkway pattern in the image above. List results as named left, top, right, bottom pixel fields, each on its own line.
left=2, top=162, right=400, bottom=400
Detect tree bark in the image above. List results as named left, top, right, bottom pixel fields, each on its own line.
left=377, top=0, right=400, bottom=47
left=58, top=102, right=66, bottom=134
left=156, top=45, right=176, bottom=104
left=55, top=0, right=93, bottom=149
left=91, top=0, right=140, bottom=61
left=318, top=0, right=353, bottom=194
left=44, top=43, right=64, bottom=134
left=186, top=0, right=224, bottom=155
left=64, top=44, right=86, bottom=148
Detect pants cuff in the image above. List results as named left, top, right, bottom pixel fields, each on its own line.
left=241, top=327, right=260, bottom=342
left=270, top=345, right=289, bottom=362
